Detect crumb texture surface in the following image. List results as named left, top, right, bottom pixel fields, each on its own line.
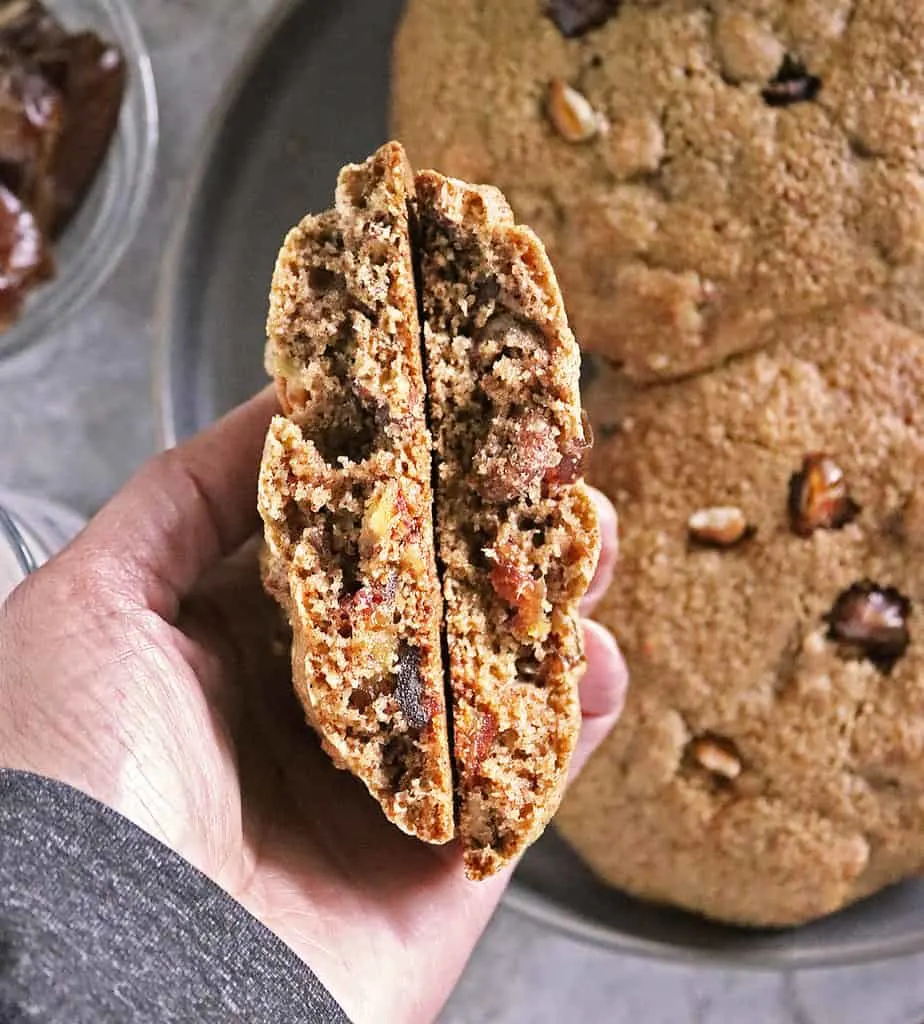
left=416, top=170, right=598, bottom=879
left=259, top=143, right=454, bottom=843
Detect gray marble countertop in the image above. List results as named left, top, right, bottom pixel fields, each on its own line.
left=0, top=2, right=922, bottom=1021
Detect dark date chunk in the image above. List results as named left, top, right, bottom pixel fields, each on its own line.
left=0, top=2, right=126, bottom=233
left=826, top=582, right=911, bottom=673
left=0, top=2, right=127, bottom=331
left=546, top=0, right=621, bottom=39
left=37, top=33, right=126, bottom=231
left=0, top=51, right=62, bottom=228
left=788, top=453, right=860, bottom=537
left=0, top=1, right=65, bottom=48
left=0, top=181, right=51, bottom=328
left=394, top=642, right=433, bottom=729
left=762, top=55, right=822, bottom=107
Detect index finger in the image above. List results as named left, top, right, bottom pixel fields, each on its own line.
left=78, top=386, right=279, bottom=621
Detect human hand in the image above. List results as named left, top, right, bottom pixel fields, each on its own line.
left=0, top=390, right=626, bottom=1024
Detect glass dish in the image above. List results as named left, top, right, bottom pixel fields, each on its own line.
left=0, top=489, right=86, bottom=601
left=0, top=0, right=159, bottom=360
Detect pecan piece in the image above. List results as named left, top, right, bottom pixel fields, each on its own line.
left=546, top=412, right=594, bottom=487
left=826, top=582, right=911, bottom=673
left=360, top=482, right=397, bottom=555
left=339, top=574, right=397, bottom=616
left=338, top=573, right=396, bottom=632
left=487, top=547, right=548, bottom=641
left=547, top=79, right=604, bottom=143
left=456, top=709, right=499, bottom=777
left=788, top=453, right=859, bottom=537
left=473, top=412, right=560, bottom=503
left=338, top=575, right=400, bottom=673
left=690, top=737, right=742, bottom=780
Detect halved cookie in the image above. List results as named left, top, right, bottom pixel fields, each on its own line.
left=259, top=143, right=598, bottom=874
left=258, top=143, right=454, bottom=843
left=415, top=171, right=599, bottom=879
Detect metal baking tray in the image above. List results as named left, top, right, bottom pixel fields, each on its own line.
left=155, top=0, right=924, bottom=968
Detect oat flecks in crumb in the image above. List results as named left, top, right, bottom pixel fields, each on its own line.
left=415, top=169, right=598, bottom=880
left=258, top=143, right=454, bottom=844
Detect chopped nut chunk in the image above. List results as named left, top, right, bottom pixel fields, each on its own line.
left=691, top=737, right=742, bottom=780
left=688, top=506, right=751, bottom=548
left=547, top=79, right=605, bottom=143
left=788, top=454, right=859, bottom=537
left=826, top=582, right=911, bottom=673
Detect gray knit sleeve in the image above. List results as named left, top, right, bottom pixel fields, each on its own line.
left=0, top=771, right=350, bottom=1023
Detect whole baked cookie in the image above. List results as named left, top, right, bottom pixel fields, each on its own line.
left=556, top=307, right=924, bottom=927
left=393, top=0, right=924, bottom=381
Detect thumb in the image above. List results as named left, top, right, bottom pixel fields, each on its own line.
left=570, top=619, right=628, bottom=779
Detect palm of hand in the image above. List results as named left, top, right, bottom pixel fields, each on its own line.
left=0, top=392, right=624, bottom=1024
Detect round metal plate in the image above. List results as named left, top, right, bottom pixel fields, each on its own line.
left=155, top=0, right=924, bottom=968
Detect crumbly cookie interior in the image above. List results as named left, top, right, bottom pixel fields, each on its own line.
left=416, top=171, right=597, bottom=878
left=260, top=147, right=454, bottom=843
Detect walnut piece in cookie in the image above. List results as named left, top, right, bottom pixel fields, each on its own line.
left=788, top=454, right=860, bottom=537
left=689, top=736, right=742, bottom=781
left=547, top=411, right=594, bottom=487
left=473, top=412, right=561, bottom=503
left=486, top=544, right=549, bottom=643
